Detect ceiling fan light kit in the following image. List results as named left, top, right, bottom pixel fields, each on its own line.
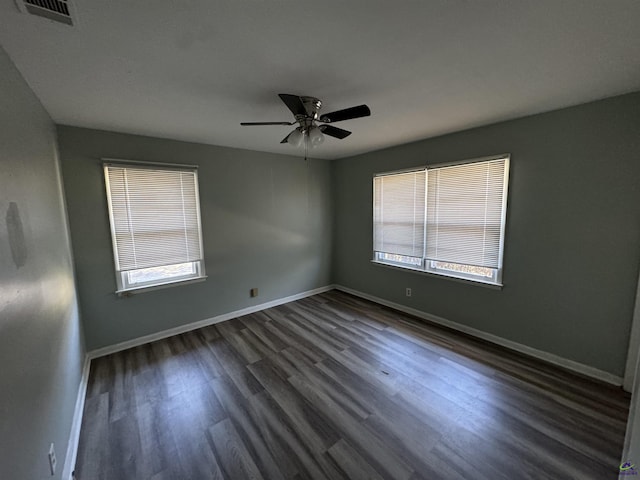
left=287, top=127, right=304, bottom=148
left=308, top=125, right=324, bottom=146
left=241, top=94, right=370, bottom=157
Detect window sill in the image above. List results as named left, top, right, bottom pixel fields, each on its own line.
left=116, top=275, right=207, bottom=297
left=370, top=261, right=503, bottom=290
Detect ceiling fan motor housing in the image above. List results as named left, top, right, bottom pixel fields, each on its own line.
left=299, top=96, right=322, bottom=119
left=295, top=96, right=323, bottom=132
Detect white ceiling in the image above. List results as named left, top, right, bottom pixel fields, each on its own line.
left=1, top=1, right=639, bottom=160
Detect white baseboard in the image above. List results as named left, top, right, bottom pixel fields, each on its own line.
left=62, top=354, right=91, bottom=480
left=88, top=285, right=335, bottom=359
left=334, top=284, right=623, bottom=386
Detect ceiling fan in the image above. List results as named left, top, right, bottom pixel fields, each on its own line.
left=241, top=94, right=371, bottom=149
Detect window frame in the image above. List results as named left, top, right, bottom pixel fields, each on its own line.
left=103, top=159, right=207, bottom=295
left=372, top=154, right=509, bottom=287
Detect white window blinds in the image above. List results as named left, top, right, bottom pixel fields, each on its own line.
left=373, top=155, right=509, bottom=285
left=104, top=163, right=204, bottom=273
left=373, top=170, right=426, bottom=258
left=426, top=158, right=507, bottom=268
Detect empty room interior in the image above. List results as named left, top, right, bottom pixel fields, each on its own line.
left=2, top=2, right=640, bottom=479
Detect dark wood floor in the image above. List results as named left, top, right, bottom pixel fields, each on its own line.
left=75, top=290, right=630, bottom=480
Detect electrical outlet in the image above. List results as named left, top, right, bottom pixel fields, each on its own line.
left=250, top=287, right=258, bottom=298
left=48, top=443, right=56, bottom=476
left=406, top=287, right=412, bottom=297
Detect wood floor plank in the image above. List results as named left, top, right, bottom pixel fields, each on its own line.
left=134, top=400, right=174, bottom=478
left=262, top=326, right=324, bottom=364
left=281, top=347, right=371, bottom=421
left=74, top=289, right=629, bottom=480
left=165, top=395, right=226, bottom=480
left=249, top=390, right=349, bottom=480
left=208, top=335, right=264, bottom=397
left=239, top=313, right=289, bottom=353
left=313, top=356, right=451, bottom=475
left=182, top=329, right=227, bottom=380
left=287, top=372, right=415, bottom=480
left=247, top=358, right=342, bottom=454
left=75, top=393, right=110, bottom=480
left=217, top=321, right=263, bottom=364
left=210, top=375, right=290, bottom=480
left=208, top=418, right=266, bottom=480
left=327, top=439, right=385, bottom=480
left=107, top=414, right=141, bottom=479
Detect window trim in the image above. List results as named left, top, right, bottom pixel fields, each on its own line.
left=103, top=158, right=207, bottom=295
left=372, top=154, right=509, bottom=287
left=372, top=153, right=509, bottom=177
left=370, top=258, right=503, bottom=290
left=115, top=260, right=206, bottom=294
left=115, top=273, right=207, bottom=296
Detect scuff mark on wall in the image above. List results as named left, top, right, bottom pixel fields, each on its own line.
left=6, top=202, right=27, bottom=268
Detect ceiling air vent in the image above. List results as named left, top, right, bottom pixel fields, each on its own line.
left=16, top=0, right=74, bottom=26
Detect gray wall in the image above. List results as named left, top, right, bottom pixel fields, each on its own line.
left=332, top=92, right=640, bottom=377
left=57, top=126, right=332, bottom=351
left=0, top=47, right=85, bottom=479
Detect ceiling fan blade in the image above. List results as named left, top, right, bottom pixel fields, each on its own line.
left=241, top=121, right=294, bottom=126
left=280, top=131, right=294, bottom=143
left=278, top=94, right=307, bottom=117
left=319, top=125, right=352, bottom=139
left=319, top=104, right=371, bottom=123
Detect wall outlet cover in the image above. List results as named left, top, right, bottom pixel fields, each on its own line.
left=48, top=443, right=56, bottom=476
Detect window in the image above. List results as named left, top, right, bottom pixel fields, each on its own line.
left=373, top=155, right=509, bottom=286
left=104, top=161, right=206, bottom=293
